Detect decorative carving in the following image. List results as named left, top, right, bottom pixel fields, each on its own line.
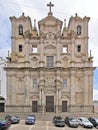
left=45, top=78, right=55, bottom=87
left=46, top=32, right=55, bottom=40
left=81, top=56, right=88, bottom=62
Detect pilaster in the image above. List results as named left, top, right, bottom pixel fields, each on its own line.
left=70, top=70, right=76, bottom=105
left=84, top=71, right=89, bottom=105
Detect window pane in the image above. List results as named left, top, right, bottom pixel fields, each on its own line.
left=63, top=45, right=68, bottom=53
left=77, top=45, right=81, bottom=52
left=63, top=79, right=67, bottom=88
left=46, top=56, right=54, bottom=68
left=32, top=45, right=37, bottom=53
left=19, top=25, right=23, bottom=35
left=19, top=45, right=22, bottom=52
left=32, top=79, right=38, bottom=88
left=77, top=25, right=81, bottom=35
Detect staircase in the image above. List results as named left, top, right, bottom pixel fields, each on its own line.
left=0, top=112, right=98, bottom=121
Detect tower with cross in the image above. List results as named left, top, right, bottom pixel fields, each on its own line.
left=47, top=2, right=54, bottom=15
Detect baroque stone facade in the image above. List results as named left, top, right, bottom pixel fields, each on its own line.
left=5, top=2, right=95, bottom=113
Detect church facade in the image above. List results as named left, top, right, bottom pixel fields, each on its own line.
left=5, top=2, right=95, bottom=113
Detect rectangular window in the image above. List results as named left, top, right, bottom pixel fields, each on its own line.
left=77, top=45, right=81, bottom=52
left=32, top=79, right=38, bottom=88
left=63, top=45, right=68, bottom=53
left=46, top=56, right=54, bottom=68
left=63, top=79, right=67, bottom=88
left=19, top=45, right=22, bottom=52
left=32, top=45, right=37, bottom=53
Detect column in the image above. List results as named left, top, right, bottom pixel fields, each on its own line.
left=71, top=38, right=75, bottom=65
left=39, top=39, right=44, bottom=67
left=6, top=73, right=11, bottom=105
left=89, top=71, right=93, bottom=105
left=56, top=38, right=61, bottom=67
left=6, top=74, right=12, bottom=112
left=24, top=75, right=28, bottom=104
left=84, top=71, right=89, bottom=105
left=70, top=70, right=76, bottom=105
left=56, top=88, right=59, bottom=114
left=57, top=39, right=60, bottom=60
left=41, top=88, right=45, bottom=113
left=39, top=88, right=42, bottom=106
left=58, top=88, right=62, bottom=113
left=11, top=75, right=16, bottom=104
left=25, top=39, right=29, bottom=64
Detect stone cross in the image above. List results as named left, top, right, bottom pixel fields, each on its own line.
left=47, top=2, right=54, bottom=14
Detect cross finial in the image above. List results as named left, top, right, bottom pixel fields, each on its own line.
left=47, top=2, right=54, bottom=15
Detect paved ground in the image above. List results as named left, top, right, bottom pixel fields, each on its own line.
left=8, top=120, right=97, bottom=130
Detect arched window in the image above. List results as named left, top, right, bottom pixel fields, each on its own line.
left=19, top=25, right=23, bottom=35
left=77, top=45, right=81, bottom=52
left=77, top=25, right=81, bottom=35
left=19, top=44, right=22, bottom=52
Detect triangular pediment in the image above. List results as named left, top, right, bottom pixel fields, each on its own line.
left=44, top=44, right=56, bottom=49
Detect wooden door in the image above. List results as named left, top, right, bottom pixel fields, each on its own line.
left=46, top=96, right=54, bottom=112
left=32, top=101, right=38, bottom=112
left=62, top=101, right=67, bottom=112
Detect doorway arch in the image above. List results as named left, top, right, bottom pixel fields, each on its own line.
left=0, top=96, right=5, bottom=112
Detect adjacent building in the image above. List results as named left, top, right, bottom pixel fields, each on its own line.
left=5, top=2, right=95, bottom=113
left=93, top=100, right=98, bottom=113
left=0, top=57, right=6, bottom=112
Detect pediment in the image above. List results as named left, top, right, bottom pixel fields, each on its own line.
left=39, top=15, right=62, bottom=26
left=31, top=56, right=38, bottom=61
left=44, top=44, right=56, bottom=49
left=62, top=56, right=68, bottom=61
left=38, top=15, right=62, bottom=34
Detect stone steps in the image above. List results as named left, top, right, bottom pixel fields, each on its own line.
left=0, top=112, right=98, bottom=121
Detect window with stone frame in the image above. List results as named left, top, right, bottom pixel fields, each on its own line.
left=63, top=45, right=68, bottom=53
left=77, top=25, right=81, bottom=35
left=46, top=56, right=54, bottom=68
left=32, top=79, right=38, bottom=88
left=19, top=24, right=23, bottom=35
left=63, top=79, right=67, bottom=88
left=77, top=45, right=81, bottom=52
left=32, top=45, right=37, bottom=53
left=19, top=44, right=22, bottom=52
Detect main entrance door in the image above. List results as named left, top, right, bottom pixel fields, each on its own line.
left=46, top=96, right=54, bottom=112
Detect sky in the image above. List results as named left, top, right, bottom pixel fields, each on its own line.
left=0, top=0, right=98, bottom=100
